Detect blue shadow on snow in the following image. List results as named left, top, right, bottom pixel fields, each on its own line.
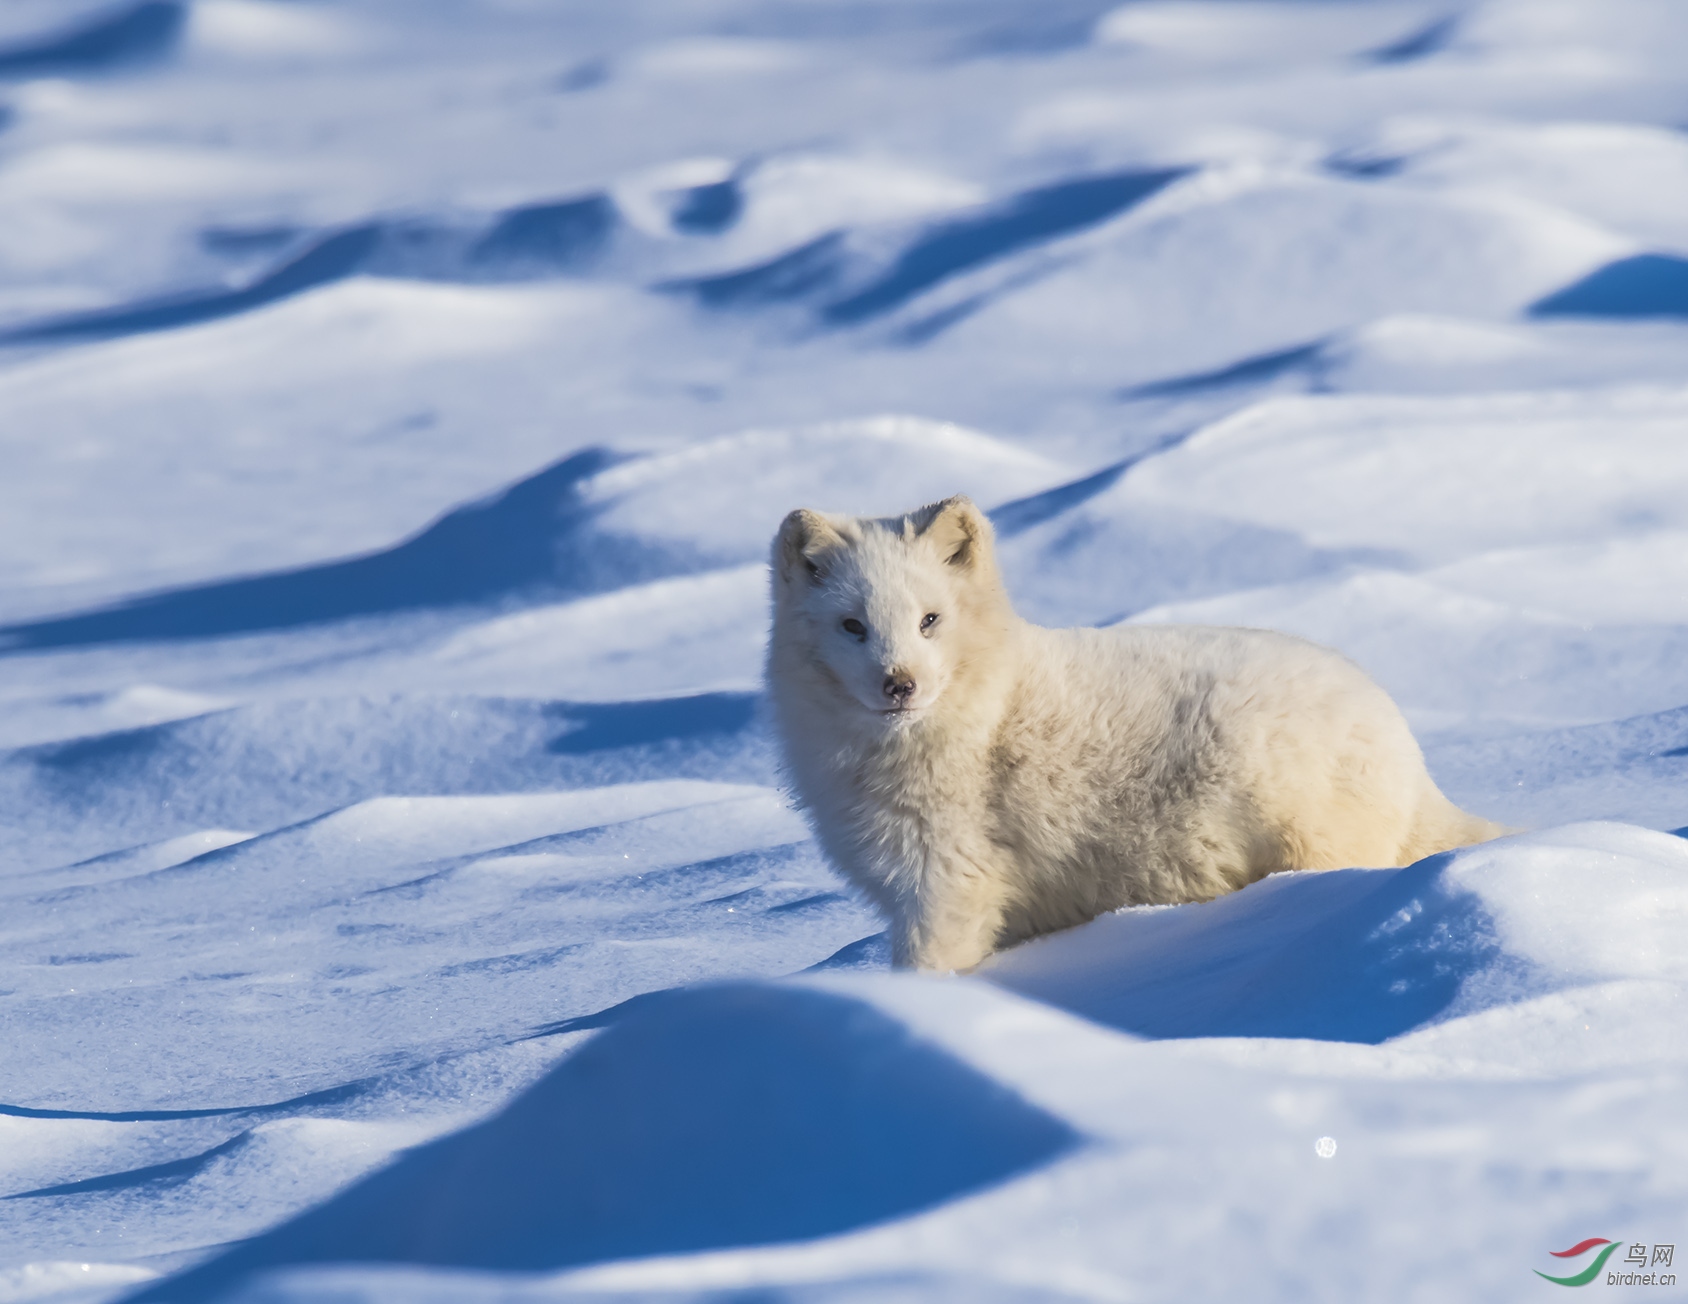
left=1529, top=254, right=1688, bottom=319
left=0, top=226, right=381, bottom=344
left=1119, top=340, right=1326, bottom=399
left=24, top=721, right=171, bottom=773
left=2, top=168, right=1183, bottom=344
left=0, top=429, right=1253, bottom=653
left=1324, top=151, right=1407, bottom=180
left=669, top=168, right=1188, bottom=322
left=1365, top=14, right=1459, bottom=64
left=987, top=852, right=1500, bottom=1044
left=546, top=693, right=758, bottom=755
left=822, top=168, right=1189, bottom=324
left=987, top=430, right=1200, bottom=539
left=670, top=178, right=743, bottom=234
left=0, top=1076, right=377, bottom=1124
left=468, top=194, right=616, bottom=271
left=199, top=224, right=304, bottom=257
left=0, top=447, right=623, bottom=651
left=956, top=5, right=1114, bottom=58
left=664, top=232, right=852, bottom=309
left=0, top=1, right=184, bottom=76
left=6, top=1132, right=249, bottom=1200
left=124, top=984, right=1081, bottom=1302
left=2, top=191, right=620, bottom=345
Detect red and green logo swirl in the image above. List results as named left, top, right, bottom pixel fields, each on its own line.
left=1536, top=1238, right=1621, bottom=1286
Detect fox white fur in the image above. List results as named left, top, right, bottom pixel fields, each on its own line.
left=766, top=495, right=1510, bottom=972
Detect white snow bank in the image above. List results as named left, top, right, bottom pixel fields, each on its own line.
left=29, top=829, right=258, bottom=887
left=580, top=416, right=1068, bottom=565
left=1423, top=532, right=1688, bottom=627
left=0, top=1261, right=155, bottom=1304
left=1321, top=314, right=1688, bottom=394
left=1362, top=119, right=1688, bottom=253
left=0, top=278, right=628, bottom=613
left=121, top=824, right=1688, bottom=1303
left=0, top=780, right=855, bottom=1111
left=429, top=566, right=769, bottom=701
left=186, top=2, right=371, bottom=62
left=122, top=984, right=1082, bottom=1303
left=986, top=822, right=1688, bottom=1061
left=1131, top=566, right=1688, bottom=727
left=285, top=785, right=767, bottom=879
left=612, top=152, right=984, bottom=273
left=1092, top=386, right=1688, bottom=726
left=1460, top=0, right=1688, bottom=62
left=5, top=0, right=1688, bottom=1296
left=1124, top=387, right=1688, bottom=564
left=1093, top=1, right=1439, bottom=65
left=925, top=169, right=1628, bottom=387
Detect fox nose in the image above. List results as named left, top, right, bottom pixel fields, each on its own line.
left=882, top=673, right=916, bottom=707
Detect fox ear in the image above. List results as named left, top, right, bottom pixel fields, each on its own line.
left=774, top=509, right=845, bottom=585
left=913, top=495, right=991, bottom=570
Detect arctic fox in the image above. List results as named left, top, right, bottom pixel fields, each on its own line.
left=767, top=495, right=1510, bottom=972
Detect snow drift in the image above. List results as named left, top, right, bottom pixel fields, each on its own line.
left=5, top=0, right=1688, bottom=1299
left=122, top=984, right=1081, bottom=1301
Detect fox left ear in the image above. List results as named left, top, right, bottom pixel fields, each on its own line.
left=913, top=496, right=991, bottom=569
left=774, top=508, right=845, bottom=585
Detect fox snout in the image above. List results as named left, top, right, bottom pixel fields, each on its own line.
left=881, top=670, right=917, bottom=709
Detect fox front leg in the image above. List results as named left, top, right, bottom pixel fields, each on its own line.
left=891, top=856, right=1012, bottom=972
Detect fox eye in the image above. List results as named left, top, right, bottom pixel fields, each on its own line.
left=920, top=612, right=940, bottom=632
left=841, top=618, right=867, bottom=639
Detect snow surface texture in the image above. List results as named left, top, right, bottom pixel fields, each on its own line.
left=1, top=1, right=1687, bottom=1301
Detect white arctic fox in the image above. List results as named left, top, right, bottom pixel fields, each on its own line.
left=767, top=495, right=1510, bottom=972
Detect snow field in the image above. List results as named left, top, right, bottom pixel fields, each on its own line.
left=1, top=0, right=1687, bottom=1300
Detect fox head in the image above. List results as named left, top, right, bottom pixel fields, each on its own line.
left=770, top=496, right=1014, bottom=723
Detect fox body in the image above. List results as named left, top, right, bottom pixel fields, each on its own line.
left=766, top=496, right=1508, bottom=972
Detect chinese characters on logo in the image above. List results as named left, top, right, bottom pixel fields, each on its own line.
left=1623, top=1243, right=1675, bottom=1269
left=1535, top=1239, right=1676, bottom=1288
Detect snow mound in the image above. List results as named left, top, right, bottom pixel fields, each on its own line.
left=1123, top=388, right=1688, bottom=565
left=993, top=459, right=1397, bottom=628
left=1356, top=120, right=1688, bottom=253
left=0, top=1261, right=155, bottom=1304
left=662, top=168, right=1187, bottom=324
left=987, top=823, right=1688, bottom=1052
left=612, top=152, right=986, bottom=273
left=0, top=771, right=863, bottom=1110
left=427, top=567, right=772, bottom=702
left=7, top=0, right=1688, bottom=1294
left=580, top=416, right=1067, bottom=562
left=1426, top=702, right=1688, bottom=835
left=0, top=162, right=1180, bottom=347
left=186, top=2, right=368, bottom=62
left=1317, top=314, right=1688, bottom=394
left=39, top=828, right=257, bottom=885
left=1531, top=253, right=1688, bottom=319
left=0, top=688, right=788, bottom=872
left=0, top=3, right=184, bottom=77
left=1093, top=2, right=1444, bottom=67
left=127, top=984, right=1079, bottom=1302
left=924, top=173, right=1630, bottom=387
left=0, top=416, right=1061, bottom=648
left=1132, top=565, right=1688, bottom=729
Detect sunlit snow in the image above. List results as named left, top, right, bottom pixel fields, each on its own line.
left=1, top=2, right=1686, bottom=1302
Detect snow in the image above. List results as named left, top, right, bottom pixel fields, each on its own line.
left=987, top=822, right=1688, bottom=1051
left=1, top=1, right=1687, bottom=1301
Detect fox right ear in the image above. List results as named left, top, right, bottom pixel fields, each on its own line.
left=774, top=509, right=843, bottom=585
left=912, top=495, right=991, bottom=570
